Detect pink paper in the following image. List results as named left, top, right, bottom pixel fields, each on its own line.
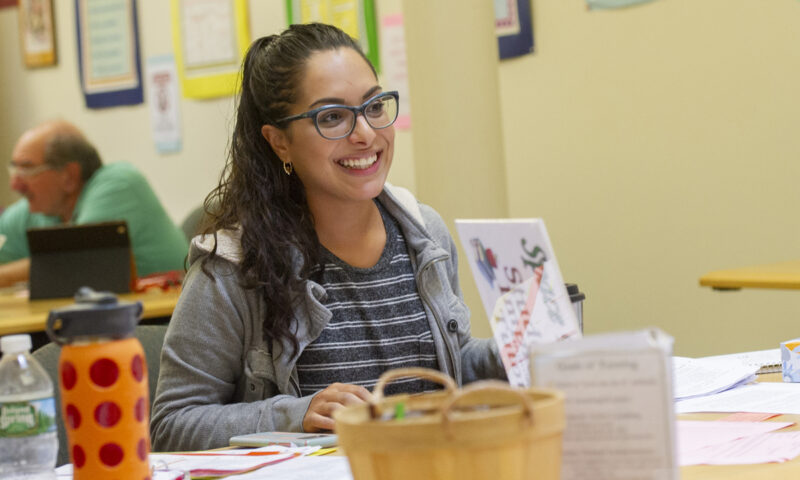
left=678, top=420, right=796, bottom=466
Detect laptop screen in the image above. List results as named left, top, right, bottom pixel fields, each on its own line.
left=26, top=221, right=133, bottom=300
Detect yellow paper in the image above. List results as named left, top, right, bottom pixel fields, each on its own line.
left=297, top=0, right=360, bottom=40
left=170, top=0, right=251, bottom=99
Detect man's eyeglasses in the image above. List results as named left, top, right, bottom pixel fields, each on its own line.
left=276, top=91, right=399, bottom=140
left=7, top=163, right=53, bottom=178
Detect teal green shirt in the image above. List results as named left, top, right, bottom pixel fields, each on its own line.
left=0, top=162, right=188, bottom=276
left=0, top=200, right=59, bottom=262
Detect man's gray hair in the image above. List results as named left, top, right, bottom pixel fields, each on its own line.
left=43, top=132, right=103, bottom=182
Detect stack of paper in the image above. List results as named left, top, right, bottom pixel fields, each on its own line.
left=676, top=382, right=800, bottom=415
left=701, top=348, right=782, bottom=374
left=672, top=356, right=757, bottom=400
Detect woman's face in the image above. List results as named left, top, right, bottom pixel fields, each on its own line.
left=266, top=47, right=394, bottom=208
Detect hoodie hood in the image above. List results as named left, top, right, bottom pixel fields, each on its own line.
left=186, top=183, right=424, bottom=267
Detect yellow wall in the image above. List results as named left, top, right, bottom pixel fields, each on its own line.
left=500, top=0, right=800, bottom=355
left=402, top=0, right=507, bottom=341
left=1, top=1, right=799, bottom=356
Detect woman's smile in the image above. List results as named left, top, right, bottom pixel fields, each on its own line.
left=336, top=150, right=381, bottom=173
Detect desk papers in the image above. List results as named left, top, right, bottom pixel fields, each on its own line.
left=150, top=455, right=352, bottom=480
left=677, top=420, right=794, bottom=465
left=55, top=447, right=354, bottom=480
left=676, top=382, right=800, bottom=414
left=702, top=348, right=782, bottom=374
left=672, top=356, right=757, bottom=400
left=681, top=429, right=800, bottom=466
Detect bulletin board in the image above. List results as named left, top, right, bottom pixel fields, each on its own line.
left=170, top=0, right=251, bottom=99
left=75, top=0, right=143, bottom=108
left=285, top=0, right=379, bottom=72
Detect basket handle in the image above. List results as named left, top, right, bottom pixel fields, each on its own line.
left=371, top=367, right=457, bottom=406
left=440, top=380, right=536, bottom=438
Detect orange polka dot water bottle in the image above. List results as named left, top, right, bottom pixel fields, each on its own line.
left=45, top=287, right=149, bottom=480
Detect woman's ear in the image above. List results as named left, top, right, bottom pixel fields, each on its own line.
left=262, top=125, right=290, bottom=162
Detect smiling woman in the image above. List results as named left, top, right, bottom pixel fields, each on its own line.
left=150, top=23, right=507, bottom=453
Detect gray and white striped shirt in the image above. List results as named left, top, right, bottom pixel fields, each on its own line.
left=296, top=202, right=439, bottom=396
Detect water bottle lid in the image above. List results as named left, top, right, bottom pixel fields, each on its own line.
left=45, top=287, right=143, bottom=345
left=0, top=334, right=32, bottom=354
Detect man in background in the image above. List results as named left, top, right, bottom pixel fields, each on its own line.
left=0, top=120, right=188, bottom=287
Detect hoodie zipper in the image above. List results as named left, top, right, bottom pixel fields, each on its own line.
left=417, top=256, right=459, bottom=383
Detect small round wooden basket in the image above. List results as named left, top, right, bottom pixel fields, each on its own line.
left=334, top=368, right=564, bottom=480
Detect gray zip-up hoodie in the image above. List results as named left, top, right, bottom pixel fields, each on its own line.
left=150, top=185, right=505, bottom=452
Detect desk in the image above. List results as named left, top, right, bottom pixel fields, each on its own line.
left=0, top=288, right=181, bottom=336
left=681, top=372, right=800, bottom=479
left=699, top=260, right=800, bottom=291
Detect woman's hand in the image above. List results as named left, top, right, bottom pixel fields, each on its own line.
left=302, top=382, right=373, bottom=432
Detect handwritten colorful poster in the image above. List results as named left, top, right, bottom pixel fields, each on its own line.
left=455, top=219, right=581, bottom=387
left=75, top=0, right=143, bottom=108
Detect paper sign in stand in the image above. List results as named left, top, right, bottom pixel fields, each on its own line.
left=530, top=328, right=678, bottom=480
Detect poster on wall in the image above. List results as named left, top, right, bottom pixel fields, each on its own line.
left=170, top=0, right=251, bottom=99
left=379, top=13, right=410, bottom=130
left=19, top=0, right=57, bottom=67
left=75, top=0, right=143, bottom=108
left=286, top=0, right=379, bottom=72
left=146, top=55, right=182, bottom=154
left=495, top=0, right=533, bottom=59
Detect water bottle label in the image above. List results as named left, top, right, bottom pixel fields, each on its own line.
left=0, top=397, right=57, bottom=438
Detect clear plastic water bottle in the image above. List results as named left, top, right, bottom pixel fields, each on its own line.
left=0, top=334, right=58, bottom=479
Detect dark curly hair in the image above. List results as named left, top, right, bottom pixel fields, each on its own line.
left=202, top=23, right=376, bottom=357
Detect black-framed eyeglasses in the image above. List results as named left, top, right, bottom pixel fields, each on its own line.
left=276, top=91, right=399, bottom=140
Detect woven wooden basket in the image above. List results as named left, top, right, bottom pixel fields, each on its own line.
left=334, top=368, right=564, bottom=480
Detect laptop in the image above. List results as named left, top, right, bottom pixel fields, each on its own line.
left=27, top=221, right=133, bottom=300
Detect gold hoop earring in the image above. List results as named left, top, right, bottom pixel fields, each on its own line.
left=283, top=162, right=293, bottom=175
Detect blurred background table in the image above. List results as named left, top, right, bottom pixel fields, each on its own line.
left=699, top=260, right=800, bottom=291
left=0, top=287, right=181, bottom=337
